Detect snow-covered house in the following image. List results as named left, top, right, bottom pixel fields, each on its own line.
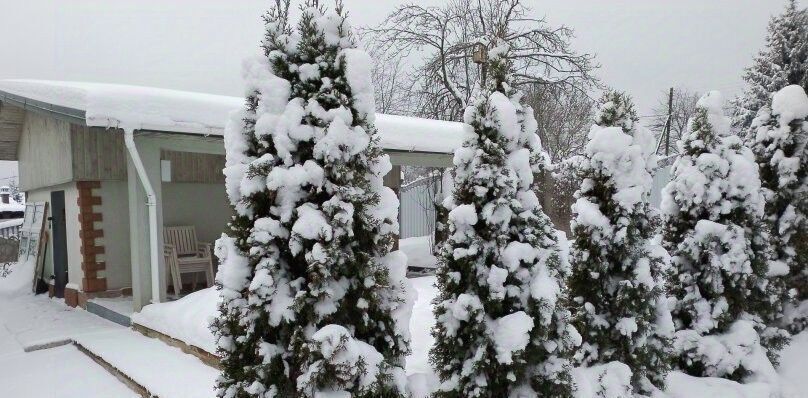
left=0, top=186, right=26, bottom=238
left=0, top=186, right=25, bottom=219
left=0, top=79, right=464, bottom=310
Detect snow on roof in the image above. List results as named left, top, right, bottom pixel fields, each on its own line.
left=374, top=114, right=466, bottom=154
left=0, top=79, right=466, bottom=154
left=0, top=203, right=24, bottom=213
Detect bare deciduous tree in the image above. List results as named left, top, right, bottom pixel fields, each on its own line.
left=367, top=45, right=410, bottom=115
left=524, top=84, right=595, bottom=162
left=364, top=0, right=598, bottom=121
left=649, top=87, right=700, bottom=156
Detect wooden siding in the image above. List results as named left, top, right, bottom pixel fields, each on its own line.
left=18, top=112, right=73, bottom=191
left=71, top=126, right=126, bottom=181
left=0, top=104, right=25, bottom=161
left=161, top=150, right=225, bottom=184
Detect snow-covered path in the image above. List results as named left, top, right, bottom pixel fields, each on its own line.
left=0, top=294, right=126, bottom=352
left=0, top=293, right=220, bottom=398
left=0, top=344, right=139, bottom=398
left=407, top=276, right=438, bottom=375
left=73, top=329, right=218, bottom=398
left=0, top=294, right=137, bottom=397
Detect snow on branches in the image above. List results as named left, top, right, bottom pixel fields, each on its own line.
left=661, top=91, right=788, bottom=382
left=750, top=85, right=808, bottom=333
left=430, top=42, right=579, bottom=398
left=732, top=0, right=808, bottom=130
left=213, top=2, right=413, bottom=397
left=568, top=91, right=674, bottom=394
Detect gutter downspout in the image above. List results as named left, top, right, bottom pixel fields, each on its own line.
left=123, top=128, right=161, bottom=304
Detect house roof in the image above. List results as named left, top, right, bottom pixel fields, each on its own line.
left=0, top=79, right=467, bottom=155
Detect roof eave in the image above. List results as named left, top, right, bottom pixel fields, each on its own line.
left=0, top=89, right=458, bottom=160
left=0, top=89, right=86, bottom=125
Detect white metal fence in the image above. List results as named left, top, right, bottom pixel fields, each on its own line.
left=400, top=176, right=441, bottom=239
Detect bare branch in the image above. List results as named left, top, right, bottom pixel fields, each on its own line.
left=361, top=0, right=599, bottom=122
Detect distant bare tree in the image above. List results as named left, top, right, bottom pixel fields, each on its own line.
left=525, top=84, right=595, bottom=162
left=367, top=45, right=410, bottom=115
left=649, top=87, right=700, bottom=156
left=364, top=0, right=598, bottom=121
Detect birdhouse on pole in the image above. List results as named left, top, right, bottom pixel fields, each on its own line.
left=472, top=41, right=488, bottom=64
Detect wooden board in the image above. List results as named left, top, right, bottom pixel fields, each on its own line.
left=72, top=126, right=126, bottom=181
left=0, top=103, right=25, bottom=161
left=161, top=150, right=225, bottom=184
left=16, top=201, right=48, bottom=292
left=18, top=112, right=73, bottom=191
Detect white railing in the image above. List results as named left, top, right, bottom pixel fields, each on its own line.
left=0, top=218, right=23, bottom=238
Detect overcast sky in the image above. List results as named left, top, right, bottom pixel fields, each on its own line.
left=0, top=0, right=803, bottom=179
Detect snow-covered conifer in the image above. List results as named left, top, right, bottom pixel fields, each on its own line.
left=732, top=0, right=808, bottom=130
left=750, top=85, right=808, bottom=333
left=661, top=91, right=788, bottom=380
left=430, top=41, right=580, bottom=398
left=212, top=2, right=413, bottom=397
left=568, top=91, right=674, bottom=393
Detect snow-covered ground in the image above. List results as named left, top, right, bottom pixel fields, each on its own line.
left=0, top=345, right=138, bottom=398
left=131, top=274, right=808, bottom=398
left=2, top=262, right=807, bottom=398
left=399, top=235, right=439, bottom=270
left=133, top=286, right=220, bottom=354
left=73, top=329, right=218, bottom=398
left=0, top=290, right=138, bottom=397
left=0, top=265, right=219, bottom=397
left=407, top=276, right=438, bottom=376
left=0, top=262, right=130, bottom=351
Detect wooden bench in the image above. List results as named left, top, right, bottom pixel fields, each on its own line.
left=163, top=226, right=214, bottom=296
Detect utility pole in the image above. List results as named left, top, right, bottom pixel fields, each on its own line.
left=664, top=87, right=674, bottom=156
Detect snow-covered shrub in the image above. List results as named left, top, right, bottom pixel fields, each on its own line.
left=568, top=91, right=674, bottom=393
left=732, top=0, right=808, bottom=131
left=661, top=91, right=788, bottom=381
left=571, top=362, right=633, bottom=398
left=430, top=42, right=579, bottom=397
left=750, top=85, right=808, bottom=334
left=0, top=262, right=12, bottom=278
left=212, top=3, right=412, bottom=397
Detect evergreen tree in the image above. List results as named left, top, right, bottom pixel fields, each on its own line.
left=749, top=85, right=808, bottom=333
left=429, top=41, right=580, bottom=398
left=661, top=91, right=788, bottom=381
left=568, top=91, right=674, bottom=394
left=212, top=2, right=413, bottom=397
left=732, top=0, right=808, bottom=131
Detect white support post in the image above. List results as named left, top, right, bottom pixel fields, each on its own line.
left=123, top=129, right=161, bottom=304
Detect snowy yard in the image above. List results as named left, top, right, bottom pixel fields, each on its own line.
left=0, top=266, right=807, bottom=397
left=0, top=345, right=138, bottom=398
left=0, top=293, right=137, bottom=397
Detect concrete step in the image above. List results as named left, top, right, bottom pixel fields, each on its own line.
left=85, top=300, right=132, bottom=327
left=72, top=329, right=218, bottom=398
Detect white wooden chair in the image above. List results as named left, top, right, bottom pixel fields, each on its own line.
left=163, top=226, right=214, bottom=296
